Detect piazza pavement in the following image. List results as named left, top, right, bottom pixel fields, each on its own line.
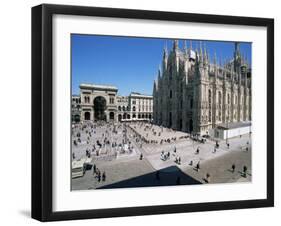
left=71, top=121, right=251, bottom=190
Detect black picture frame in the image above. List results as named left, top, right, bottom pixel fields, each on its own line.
left=32, top=3, right=274, bottom=222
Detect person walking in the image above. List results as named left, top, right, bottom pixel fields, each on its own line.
left=206, top=173, right=210, bottom=183
left=213, top=147, right=216, bottom=153
left=231, top=164, right=236, bottom=173
left=93, top=164, right=96, bottom=175
left=102, top=171, right=106, bottom=182
left=216, top=141, right=219, bottom=148
left=196, top=161, right=200, bottom=171
left=97, top=172, right=101, bottom=182
left=243, top=166, right=248, bottom=178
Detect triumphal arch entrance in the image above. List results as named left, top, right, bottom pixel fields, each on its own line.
left=80, top=84, right=118, bottom=122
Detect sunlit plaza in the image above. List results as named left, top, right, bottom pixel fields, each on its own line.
left=71, top=121, right=251, bottom=190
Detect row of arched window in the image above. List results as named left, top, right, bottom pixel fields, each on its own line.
left=109, top=97, right=114, bottom=104
left=84, top=96, right=90, bottom=103
left=72, top=98, right=81, bottom=104
left=118, top=106, right=130, bottom=111
left=118, top=113, right=152, bottom=120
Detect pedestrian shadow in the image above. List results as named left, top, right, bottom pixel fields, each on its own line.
left=238, top=171, right=244, bottom=177
left=202, top=178, right=209, bottom=183
left=193, top=167, right=199, bottom=172
left=97, top=165, right=201, bottom=189
left=237, top=170, right=251, bottom=178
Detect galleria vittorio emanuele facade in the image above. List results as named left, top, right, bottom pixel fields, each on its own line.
left=72, top=84, right=153, bottom=123
left=153, top=40, right=251, bottom=135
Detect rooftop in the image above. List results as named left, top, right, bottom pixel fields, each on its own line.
left=216, top=121, right=252, bottom=130
left=130, top=92, right=153, bottom=98
left=80, top=83, right=118, bottom=91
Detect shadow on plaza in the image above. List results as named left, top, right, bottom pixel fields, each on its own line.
left=97, top=166, right=201, bottom=189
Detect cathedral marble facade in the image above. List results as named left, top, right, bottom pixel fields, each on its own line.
left=153, top=40, right=251, bottom=135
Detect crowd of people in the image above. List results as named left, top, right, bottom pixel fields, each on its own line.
left=92, top=164, right=106, bottom=182
left=72, top=120, right=251, bottom=185
left=72, top=121, right=137, bottom=161
left=127, top=122, right=189, bottom=146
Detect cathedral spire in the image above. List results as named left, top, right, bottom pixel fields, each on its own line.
left=203, top=43, right=206, bottom=57
left=164, top=43, right=167, bottom=55
left=214, top=51, right=218, bottom=79
left=184, top=59, right=189, bottom=84
left=203, top=43, right=208, bottom=64
left=153, top=79, right=157, bottom=93
left=213, top=51, right=217, bottom=65
left=199, top=41, right=203, bottom=64
left=173, top=40, right=180, bottom=72
left=184, top=40, right=188, bottom=55
left=163, top=43, right=168, bottom=71
left=234, top=42, right=240, bottom=56
left=234, top=42, right=241, bottom=73
left=173, top=40, right=179, bottom=51
left=230, top=65, right=234, bottom=82
left=219, top=53, right=222, bottom=67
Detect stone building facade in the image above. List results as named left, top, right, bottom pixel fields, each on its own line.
left=76, top=83, right=153, bottom=123
left=80, top=84, right=118, bottom=122
left=117, top=96, right=130, bottom=121
left=153, top=40, right=251, bottom=135
left=128, top=92, right=153, bottom=121
left=71, top=95, right=81, bottom=122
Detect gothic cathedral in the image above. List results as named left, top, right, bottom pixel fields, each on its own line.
left=153, top=40, right=251, bottom=135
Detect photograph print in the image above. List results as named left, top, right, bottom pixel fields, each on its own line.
left=71, top=34, right=252, bottom=191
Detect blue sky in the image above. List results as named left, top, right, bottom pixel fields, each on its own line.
left=71, top=34, right=251, bottom=95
